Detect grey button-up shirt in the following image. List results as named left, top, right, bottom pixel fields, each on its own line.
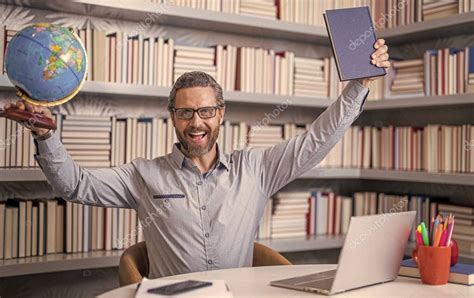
left=34, top=80, right=368, bottom=278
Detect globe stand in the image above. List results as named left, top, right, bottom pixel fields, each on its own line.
left=0, top=107, right=57, bottom=130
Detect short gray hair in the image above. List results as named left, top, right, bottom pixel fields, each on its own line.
left=168, top=71, right=225, bottom=111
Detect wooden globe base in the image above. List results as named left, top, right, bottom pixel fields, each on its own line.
left=0, top=107, right=57, bottom=130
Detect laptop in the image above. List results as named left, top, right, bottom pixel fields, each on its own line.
left=270, top=211, right=416, bottom=295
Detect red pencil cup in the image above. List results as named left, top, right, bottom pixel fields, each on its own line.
left=412, top=245, right=451, bottom=285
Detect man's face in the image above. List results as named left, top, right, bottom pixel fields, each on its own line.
left=171, top=86, right=224, bottom=157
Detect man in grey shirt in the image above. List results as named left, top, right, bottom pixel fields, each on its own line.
left=4, top=40, right=390, bottom=278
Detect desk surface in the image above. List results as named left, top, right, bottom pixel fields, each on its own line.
left=98, top=264, right=472, bottom=297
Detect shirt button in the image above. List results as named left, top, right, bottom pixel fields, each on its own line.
left=197, top=181, right=203, bottom=186
left=205, top=233, right=210, bottom=238
left=201, top=205, right=207, bottom=210
left=207, top=260, right=213, bottom=265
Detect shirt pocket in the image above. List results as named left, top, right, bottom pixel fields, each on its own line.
left=153, top=193, right=186, bottom=199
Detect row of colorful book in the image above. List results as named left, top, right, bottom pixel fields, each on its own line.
left=2, top=26, right=472, bottom=99
left=257, top=190, right=474, bottom=256
left=0, top=199, right=142, bottom=260
left=1, top=191, right=472, bottom=260
left=151, top=0, right=474, bottom=28
left=319, top=124, right=474, bottom=173
left=2, top=115, right=474, bottom=174
left=387, top=47, right=474, bottom=98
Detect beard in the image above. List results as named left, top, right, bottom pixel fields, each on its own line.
left=175, top=124, right=219, bottom=157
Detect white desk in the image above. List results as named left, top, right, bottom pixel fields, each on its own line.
left=98, top=265, right=473, bottom=297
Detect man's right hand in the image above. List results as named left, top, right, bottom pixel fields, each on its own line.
left=3, top=100, right=54, bottom=137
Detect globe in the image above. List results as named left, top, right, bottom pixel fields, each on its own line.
left=5, top=23, right=87, bottom=107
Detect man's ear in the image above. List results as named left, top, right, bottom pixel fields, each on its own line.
left=170, top=112, right=176, bottom=127
left=219, top=106, right=225, bottom=125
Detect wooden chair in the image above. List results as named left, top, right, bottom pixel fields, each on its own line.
left=118, top=241, right=291, bottom=286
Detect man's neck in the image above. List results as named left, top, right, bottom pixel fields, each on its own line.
left=180, top=144, right=218, bottom=174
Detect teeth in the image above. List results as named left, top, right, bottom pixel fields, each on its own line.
left=189, top=132, right=205, bottom=136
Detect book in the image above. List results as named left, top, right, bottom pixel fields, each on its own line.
left=324, top=7, right=386, bottom=81
left=399, top=259, right=474, bottom=285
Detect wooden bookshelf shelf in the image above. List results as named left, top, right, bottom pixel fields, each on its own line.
left=1, top=238, right=470, bottom=278
left=0, top=236, right=344, bottom=278
left=9, top=0, right=329, bottom=44
left=2, top=168, right=473, bottom=186
left=1, top=75, right=472, bottom=109
left=8, top=1, right=474, bottom=45
left=379, top=11, right=474, bottom=44
left=257, top=235, right=345, bottom=253
left=0, top=249, right=124, bottom=278
left=300, top=168, right=474, bottom=186
left=364, top=94, right=474, bottom=110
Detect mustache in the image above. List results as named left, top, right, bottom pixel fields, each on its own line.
left=184, top=127, right=210, bottom=134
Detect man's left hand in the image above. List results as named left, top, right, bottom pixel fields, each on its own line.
left=358, top=38, right=391, bottom=87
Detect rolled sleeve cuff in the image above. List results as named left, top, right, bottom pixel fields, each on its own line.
left=34, top=129, right=62, bottom=156
left=344, top=80, right=370, bottom=113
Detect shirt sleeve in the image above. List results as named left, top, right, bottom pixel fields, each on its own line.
left=33, top=130, right=145, bottom=209
left=245, top=80, right=369, bottom=198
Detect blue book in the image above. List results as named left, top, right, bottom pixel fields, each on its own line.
left=323, top=7, right=386, bottom=81
left=468, top=47, right=474, bottom=74
left=399, top=258, right=474, bottom=285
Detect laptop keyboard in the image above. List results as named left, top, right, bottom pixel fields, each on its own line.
left=295, top=269, right=337, bottom=290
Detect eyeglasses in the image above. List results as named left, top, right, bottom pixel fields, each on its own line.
left=171, top=105, right=224, bottom=120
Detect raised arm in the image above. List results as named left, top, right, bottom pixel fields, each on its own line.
left=4, top=100, right=144, bottom=209
left=34, top=130, right=144, bottom=209
left=246, top=80, right=369, bottom=198
left=246, top=39, right=390, bottom=198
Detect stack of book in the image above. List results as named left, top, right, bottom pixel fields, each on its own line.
left=173, top=45, right=217, bottom=82
left=459, top=0, right=474, bottom=12
left=308, top=191, right=353, bottom=236
left=76, top=29, right=175, bottom=86
left=152, top=0, right=472, bottom=28
left=236, top=47, right=276, bottom=94
left=467, top=47, right=474, bottom=93
left=271, top=191, right=310, bottom=239
left=221, top=0, right=240, bottom=14
left=424, top=47, right=468, bottom=96
left=277, top=0, right=327, bottom=26
left=164, top=0, right=221, bottom=11
left=0, top=26, right=16, bottom=74
left=217, top=121, right=248, bottom=154
left=0, top=118, right=36, bottom=168
left=387, top=59, right=424, bottom=98
left=319, top=124, right=474, bottom=173
left=354, top=192, right=410, bottom=217
left=239, top=0, right=277, bottom=19
left=423, top=0, right=459, bottom=20
left=283, top=123, right=309, bottom=140
left=293, top=57, right=330, bottom=98
left=423, top=124, right=473, bottom=173
left=61, top=115, right=112, bottom=168
left=0, top=198, right=142, bottom=259
left=275, top=51, right=295, bottom=96
left=215, top=44, right=238, bottom=91
left=438, top=203, right=474, bottom=255
left=247, top=125, right=283, bottom=148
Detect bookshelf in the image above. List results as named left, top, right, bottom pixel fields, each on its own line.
left=1, top=74, right=472, bottom=109
left=0, top=249, right=124, bottom=278
left=2, top=237, right=472, bottom=278
left=2, top=168, right=474, bottom=186
left=0, top=235, right=345, bottom=278
left=9, top=1, right=474, bottom=45
left=0, top=0, right=473, bottom=281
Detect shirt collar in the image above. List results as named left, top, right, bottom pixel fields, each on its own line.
left=170, top=142, right=230, bottom=171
